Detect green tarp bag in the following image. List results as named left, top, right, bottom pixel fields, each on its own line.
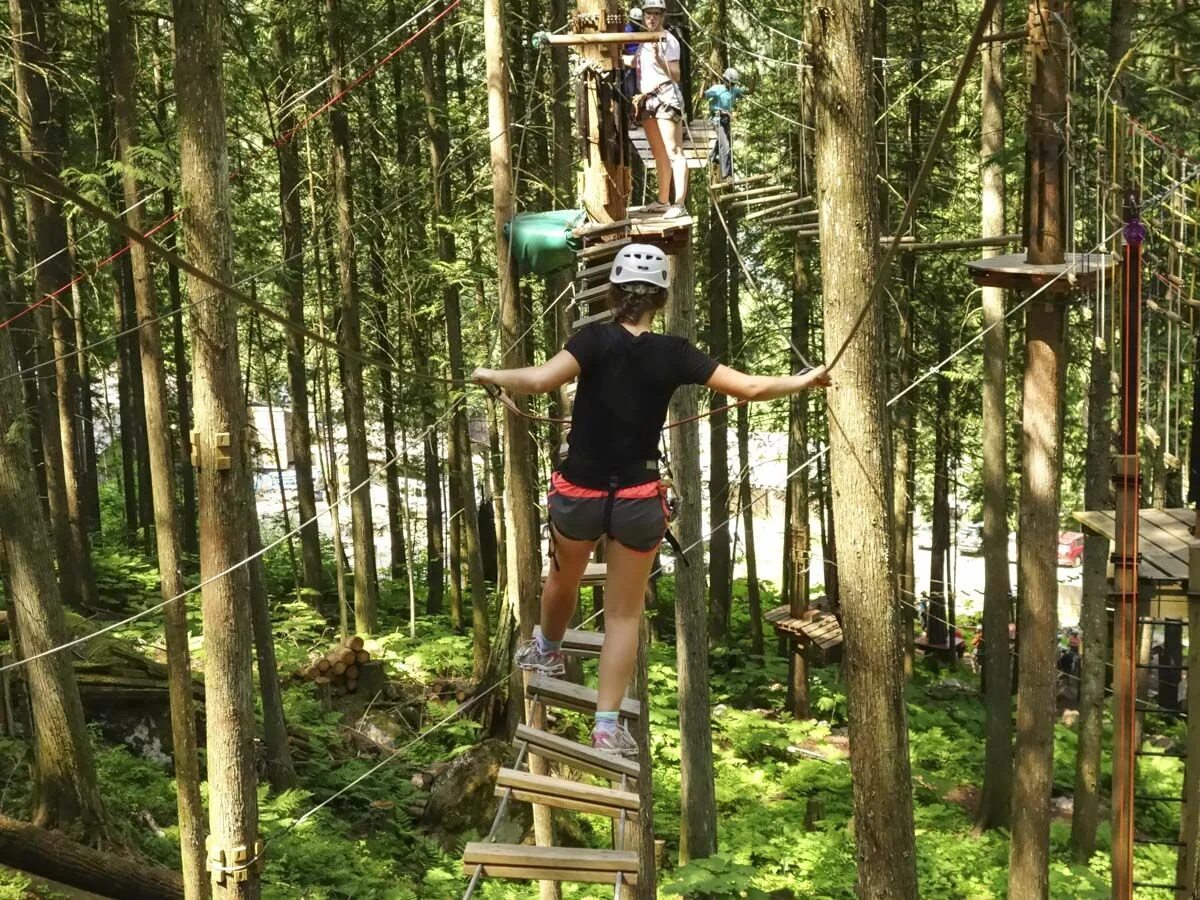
left=505, top=209, right=585, bottom=275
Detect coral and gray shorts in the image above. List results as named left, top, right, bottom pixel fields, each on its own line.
left=547, top=471, right=669, bottom=554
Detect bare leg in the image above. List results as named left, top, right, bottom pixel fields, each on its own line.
left=659, top=118, right=689, bottom=205
left=540, top=525, right=596, bottom=642
left=643, top=117, right=672, bottom=205
left=596, top=541, right=656, bottom=712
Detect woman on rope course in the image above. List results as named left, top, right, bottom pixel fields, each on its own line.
left=472, top=243, right=830, bottom=756
left=633, top=0, right=690, bottom=220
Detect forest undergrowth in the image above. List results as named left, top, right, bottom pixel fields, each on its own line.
left=0, top=534, right=1184, bottom=899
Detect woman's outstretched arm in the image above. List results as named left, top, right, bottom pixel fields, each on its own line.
left=706, top=363, right=832, bottom=401
left=472, top=350, right=581, bottom=395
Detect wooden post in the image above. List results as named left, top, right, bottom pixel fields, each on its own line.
left=1110, top=192, right=1145, bottom=900
left=1179, top=547, right=1200, bottom=896
left=577, top=0, right=627, bottom=223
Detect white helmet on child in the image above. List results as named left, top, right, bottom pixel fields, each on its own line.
left=610, top=243, right=670, bottom=289
left=723, top=67, right=740, bottom=83
left=629, top=6, right=644, bottom=21
left=641, top=0, right=666, bottom=11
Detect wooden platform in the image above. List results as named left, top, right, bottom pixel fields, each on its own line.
left=966, top=251, right=1119, bottom=293
left=1072, top=507, right=1197, bottom=585
left=765, top=605, right=844, bottom=650
left=629, top=119, right=717, bottom=169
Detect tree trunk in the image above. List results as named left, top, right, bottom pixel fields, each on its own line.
left=0, top=261, right=106, bottom=840
left=173, top=0, right=261, bottom=893
left=728, top=228, right=762, bottom=657
left=706, top=207, right=731, bottom=642
left=976, top=0, right=1012, bottom=833
left=1008, top=2, right=1068, bottom=895
left=9, top=0, right=97, bottom=609
left=64, top=221, right=100, bottom=534
left=665, top=240, right=719, bottom=863
left=483, top=1, right=553, bottom=893
left=163, top=190, right=198, bottom=558
left=325, top=0, right=379, bottom=634
left=274, top=23, right=324, bottom=598
left=1071, top=332, right=1111, bottom=859
left=112, top=240, right=140, bottom=541
left=810, top=0, right=918, bottom=894
left=0, top=812, right=182, bottom=900
left=107, top=1, right=206, bottom=890
left=928, top=327, right=951, bottom=656
left=124, top=252, right=154, bottom=549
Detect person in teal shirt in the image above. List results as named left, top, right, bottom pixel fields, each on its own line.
left=704, top=67, right=745, bottom=180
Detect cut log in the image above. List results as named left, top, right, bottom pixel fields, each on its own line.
left=345, top=664, right=359, bottom=681
left=0, top=813, right=183, bottom=899
left=355, top=650, right=370, bottom=664
left=331, top=661, right=347, bottom=676
left=338, top=648, right=356, bottom=666
left=315, top=658, right=331, bottom=673
left=343, top=635, right=365, bottom=652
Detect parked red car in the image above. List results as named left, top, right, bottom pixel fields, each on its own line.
left=1057, top=531, right=1085, bottom=567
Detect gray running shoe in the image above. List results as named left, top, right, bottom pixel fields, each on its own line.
left=591, top=721, right=639, bottom=758
left=514, top=639, right=565, bottom=677
left=663, top=203, right=688, bottom=220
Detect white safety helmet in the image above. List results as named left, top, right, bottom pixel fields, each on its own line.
left=641, top=0, right=666, bottom=12
left=629, top=6, right=644, bottom=21
left=610, top=243, right=670, bottom=290
left=723, top=67, right=740, bottom=84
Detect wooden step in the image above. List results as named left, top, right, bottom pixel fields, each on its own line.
left=572, top=309, right=615, bottom=331
left=525, top=672, right=641, bottom=721
left=711, top=173, right=771, bottom=191
left=542, top=561, right=608, bottom=586
left=562, top=628, right=604, bottom=658
left=515, top=723, right=640, bottom=781
left=463, top=844, right=638, bottom=885
left=495, top=767, right=640, bottom=819
left=575, top=237, right=629, bottom=261
left=573, top=280, right=610, bottom=306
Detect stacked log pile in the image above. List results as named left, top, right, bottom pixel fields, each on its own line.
left=297, top=635, right=372, bottom=695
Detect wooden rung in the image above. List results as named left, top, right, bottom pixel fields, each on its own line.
left=463, top=864, right=638, bottom=886
left=727, top=192, right=800, bottom=211
left=574, top=281, right=610, bottom=305
left=500, top=787, right=641, bottom=821
left=496, top=767, right=639, bottom=812
left=711, top=174, right=771, bottom=191
left=515, top=723, right=640, bottom=781
left=541, top=561, right=607, bottom=585
left=576, top=259, right=614, bottom=282
left=562, top=628, right=605, bottom=657
left=718, top=184, right=788, bottom=203
left=525, top=672, right=641, bottom=720
left=540, top=30, right=665, bottom=46
left=572, top=218, right=630, bottom=238
left=576, top=238, right=629, bottom=261
left=572, top=309, right=615, bottom=330
left=740, top=196, right=812, bottom=221
left=463, top=843, right=638, bottom=874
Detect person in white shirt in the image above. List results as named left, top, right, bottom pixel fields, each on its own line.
left=634, top=0, right=688, bottom=219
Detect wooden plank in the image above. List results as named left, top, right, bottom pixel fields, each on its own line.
left=717, top=184, right=786, bottom=202
left=572, top=219, right=630, bottom=238
left=497, top=768, right=640, bottom=813
left=760, top=212, right=820, bottom=227
left=562, top=628, right=605, bottom=656
left=514, top=724, right=640, bottom=780
left=727, top=192, right=800, bottom=211
left=574, top=280, right=610, bottom=306
left=630, top=215, right=694, bottom=237
left=499, top=787, right=641, bottom=821
left=711, top=174, right=770, bottom=191
left=540, top=30, right=665, bottom=45
left=526, top=672, right=641, bottom=720
left=1139, top=508, right=1193, bottom=559
left=576, top=237, right=629, bottom=260
left=463, top=864, right=638, bottom=886
left=742, top=198, right=815, bottom=222
left=572, top=309, right=615, bottom=330
left=463, top=843, right=638, bottom=872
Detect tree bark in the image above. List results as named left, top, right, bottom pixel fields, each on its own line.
left=928, top=326, right=951, bottom=656
left=112, top=239, right=140, bottom=541
left=1007, top=2, right=1068, bottom=895
left=107, top=2, right=207, bottom=890
left=273, top=22, right=324, bottom=597
left=173, top=0, right=261, bottom=892
left=9, top=0, right=97, bottom=609
left=1071, top=329, right=1110, bottom=859
left=163, top=190, right=198, bottom=557
left=65, top=225, right=101, bottom=534
left=0, top=258, right=106, bottom=840
left=810, top=0, right=918, bottom=894
left=706, top=206, right=732, bottom=642
left=325, top=0, right=379, bottom=634
left=976, top=0, right=1013, bottom=833
left=665, top=241, right=719, bottom=863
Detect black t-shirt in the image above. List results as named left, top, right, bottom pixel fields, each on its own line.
left=561, top=322, right=719, bottom=487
